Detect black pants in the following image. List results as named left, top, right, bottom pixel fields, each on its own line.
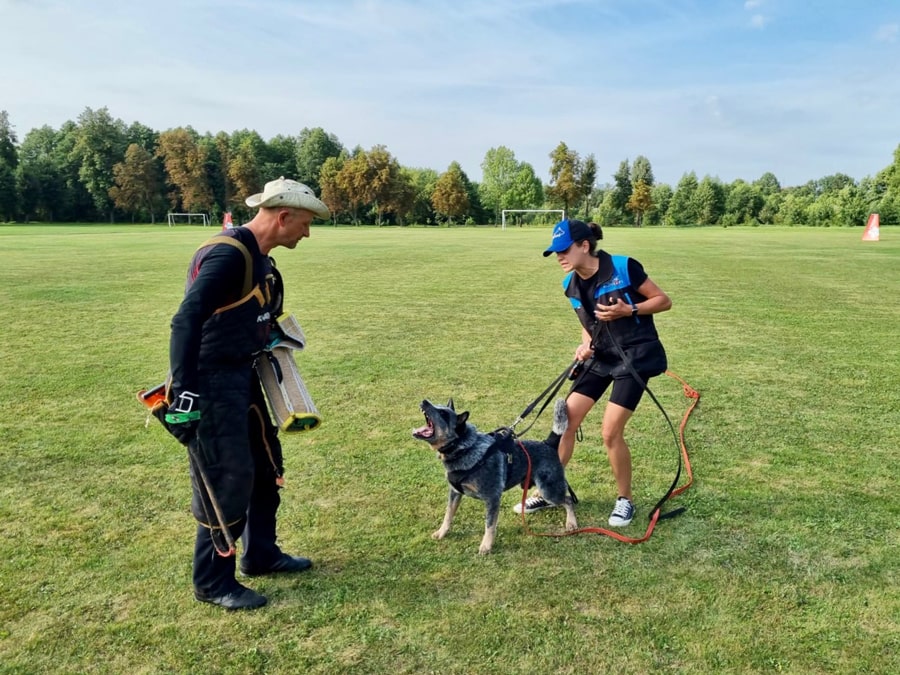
left=191, top=371, right=285, bottom=595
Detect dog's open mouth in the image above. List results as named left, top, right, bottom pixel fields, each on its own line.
left=412, top=417, right=434, bottom=439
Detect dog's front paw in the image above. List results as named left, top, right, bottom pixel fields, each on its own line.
left=477, top=543, right=493, bottom=555
left=432, top=527, right=449, bottom=540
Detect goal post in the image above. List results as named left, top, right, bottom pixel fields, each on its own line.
left=501, top=209, right=565, bottom=230
left=167, top=212, right=210, bottom=227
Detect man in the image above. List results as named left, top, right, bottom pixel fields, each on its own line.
left=163, top=177, right=329, bottom=610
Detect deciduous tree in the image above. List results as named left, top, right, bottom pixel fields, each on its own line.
left=667, top=171, right=699, bottom=226
left=546, top=142, right=581, bottom=216
left=631, top=155, right=654, bottom=187
left=724, top=179, right=763, bottom=225
left=479, top=146, right=518, bottom=222
left=109, top=143, right=164, bottom=222
left=0, top=111, right=18, bottom=220
left=366, top=145, right=401, bottom=226
left=753, top=172, right=781, bottom=197
left=296, top=127, right=343, bottom=192
left=432, top=162, right=470, bottom=224
left=626, top=179, right=652, bottom=227
left=611, top=159, right=632, bottom=215
left=228, top=131, right=266, bottom=211
left=266, top=134, right=297, bottom=180
left=693, top=176, right=725, bottom=225
left=508, top=163, right=543, bottom=212
left=406, top=167, right=439, bottom=224
left=318, top=153, right=348, bottom=223
left=645, top=183, right=673, bottom=226
left=578, top=154, right=597, bottom=217
left=156, top=127, right=212, bottom=212
left=337, top=147, right=376, bottom=225
left=70, top=107, right=127, bottom=221
left=383, top=167, right=417, bottom=226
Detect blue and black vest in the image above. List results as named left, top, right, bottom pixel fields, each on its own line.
left=563, top=252, right=667, bottom=378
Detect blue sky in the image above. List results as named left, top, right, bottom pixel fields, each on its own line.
left=2, top=0, right=899, bottom=187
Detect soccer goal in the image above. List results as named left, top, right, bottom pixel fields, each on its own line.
left=167, top=212, right=210, bottom=227
left=501, top=209, right=565, bottom=229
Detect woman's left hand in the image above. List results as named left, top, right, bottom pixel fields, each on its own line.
left=595, top=298, right=631, bottom=322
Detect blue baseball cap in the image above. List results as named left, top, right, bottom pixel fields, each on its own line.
left=543, top=219, right=594, bottom=257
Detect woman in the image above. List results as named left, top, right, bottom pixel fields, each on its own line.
left=515, top=219, right=672, bottom=526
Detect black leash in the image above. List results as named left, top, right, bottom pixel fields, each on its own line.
left=505, top=359, right=579, bottom=437
left=502, top=319, right=688, bottom=525
left=596, top=321, right=686, bottom=522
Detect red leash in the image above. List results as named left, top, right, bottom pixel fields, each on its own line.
left=517, top=370, right=700, bottom=544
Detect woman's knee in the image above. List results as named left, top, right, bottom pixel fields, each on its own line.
left=601, top=426, right=626, bottom=448
left=564, top=395, right=594, bottom=427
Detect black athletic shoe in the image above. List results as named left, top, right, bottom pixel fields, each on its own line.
left=512, top=495, right=557, bottom=514
left=194, top=584, right=267, bottom=611
left=608, top=497, right=635, bottom=527
left=240, top=553, right=313, bottom=577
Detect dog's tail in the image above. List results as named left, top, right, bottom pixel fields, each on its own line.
left=543, top=398, right=569, bottom=449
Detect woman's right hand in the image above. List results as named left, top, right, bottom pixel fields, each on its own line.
left=574, top=343, right=594, bottom=362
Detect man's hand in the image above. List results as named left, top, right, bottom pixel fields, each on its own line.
left=151, top=405, right=198, bottom=445
left=154, top=389, right=201, bottom=446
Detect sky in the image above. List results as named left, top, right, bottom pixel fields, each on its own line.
left=2, top=0, right=899, bottom=188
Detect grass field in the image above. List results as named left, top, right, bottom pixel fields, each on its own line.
left=0, top=224, right=898, bottom=674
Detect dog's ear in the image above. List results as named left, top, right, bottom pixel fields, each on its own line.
left=447, top=398, right=455, bottom=411
left=456, top=410, right=469, bottom=429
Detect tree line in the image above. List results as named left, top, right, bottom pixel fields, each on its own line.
left=1, top=107, right=898, bottom=227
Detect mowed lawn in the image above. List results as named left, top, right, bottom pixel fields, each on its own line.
left=0, top=224, right=897, bottom=674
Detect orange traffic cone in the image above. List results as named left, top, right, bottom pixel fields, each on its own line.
left=862, top=213, right=880, bottom=241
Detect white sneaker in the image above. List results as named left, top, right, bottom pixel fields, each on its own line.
left=512, top=495, right=556, bottom=514
left=608, top=497, right=635, bottom=527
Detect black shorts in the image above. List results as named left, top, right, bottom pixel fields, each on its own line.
left=570, top=369, right=653, bottom=411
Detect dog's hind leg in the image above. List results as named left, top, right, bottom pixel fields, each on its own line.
left=562, top=496, right=578, bottom=531
left=433, top=488, right=463, bottom=541
left=479, top=498, right=501, bottom=555
left=536, top=475, right=578, bottom=532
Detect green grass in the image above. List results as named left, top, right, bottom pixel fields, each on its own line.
left=1, top=224, right=898, bottom=674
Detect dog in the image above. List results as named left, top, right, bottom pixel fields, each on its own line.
left=412, top=398, right=577, bottom=554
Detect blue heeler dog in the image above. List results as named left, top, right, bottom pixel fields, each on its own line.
left=413, top=398, right=577, bottom=554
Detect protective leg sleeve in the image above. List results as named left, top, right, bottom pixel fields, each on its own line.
left=192, top=519, right=245, bottom=596
left=241, top=377, right=285, bottom=567
left=188, top=369, right=255, bottom=531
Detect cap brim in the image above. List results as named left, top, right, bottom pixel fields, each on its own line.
left=245, top=193, right=264, bottom=208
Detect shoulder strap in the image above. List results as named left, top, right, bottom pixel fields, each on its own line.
left=196, top=236, right=254, bottom=298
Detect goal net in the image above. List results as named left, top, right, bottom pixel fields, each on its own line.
left=501, top=209, right=565, bottom=229
left=167, top=212, right=210, bottom=227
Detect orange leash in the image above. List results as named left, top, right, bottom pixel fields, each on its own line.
left=517, top=370, right=700, bottom=544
